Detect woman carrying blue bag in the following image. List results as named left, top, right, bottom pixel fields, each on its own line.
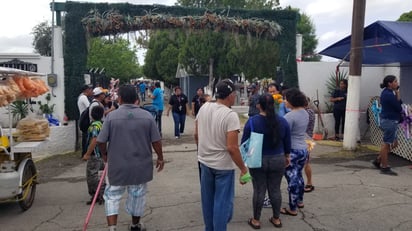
left=241, top=94, right=291, bottom=229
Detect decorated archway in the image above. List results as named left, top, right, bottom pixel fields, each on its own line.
left=53, top=2, right=298, bottom=119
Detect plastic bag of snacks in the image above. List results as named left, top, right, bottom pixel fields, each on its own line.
left=16, top=117, right=50, bottom=141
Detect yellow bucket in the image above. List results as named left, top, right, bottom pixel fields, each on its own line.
left=0, top=136, right=9, bottom=148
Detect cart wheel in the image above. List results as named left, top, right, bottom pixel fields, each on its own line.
left=18, top=160, right=37, bottom=211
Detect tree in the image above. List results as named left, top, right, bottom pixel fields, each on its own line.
left=87, top=37, right=142, bottom=83
left=32, top=21, right=52, bottom=56
left=143, top=30, right=183, bottom=85
left=398, top=11, right=412, bottom=21
left=143, top=0, right=284, bottom=90
left=296, top=11, right=321, bottom=61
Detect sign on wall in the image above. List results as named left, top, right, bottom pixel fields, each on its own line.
left=0, top=58, right=37, bottom=72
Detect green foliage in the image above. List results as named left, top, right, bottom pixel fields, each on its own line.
left=87, top=37, right=141, bottom=83
left=10, top=101, right=29, bottom=122
left=143, top=30, right=182, bottom=85
left=63, top=2, right=298, bottom=119
left=398, top=11, right=412, bottom=21
left=38, top=93, right=55, bottom=115
left=296, top=11, right=321, bottom=61
left=31, top=21, right=52, bottom=56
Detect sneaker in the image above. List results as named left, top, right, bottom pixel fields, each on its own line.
left=371, top=159, right=381, bottom=169
left=263, top=196, right=272, bottom=208
left=175, top=136, right=180, bottom=139
left=380, top=167, right=398, bottom=176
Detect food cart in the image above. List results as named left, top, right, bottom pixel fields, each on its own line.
left=0, top=67, right=49, bottom=210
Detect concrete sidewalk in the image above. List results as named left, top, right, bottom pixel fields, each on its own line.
left=1, top=114, right=412, bottom=231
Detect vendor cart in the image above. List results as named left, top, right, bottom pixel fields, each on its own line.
left=0, top=67, right=48, bottom=211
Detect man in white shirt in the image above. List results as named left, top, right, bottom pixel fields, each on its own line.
left=78, top=85, right=93, bottom=114
left=78, top=85, right=93, bottom=157
left=195, top=79, right=249, bottom=231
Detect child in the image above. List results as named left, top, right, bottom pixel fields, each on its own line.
left=82, top=106, right=105, bottom=205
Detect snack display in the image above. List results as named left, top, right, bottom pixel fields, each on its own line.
left=16, top=117, right=50, bottom=142
left=0, top=78, right=20, bottom=107
left=13, top=76, right=49, bottom=98
left=0, top=76, right=49, bottom=107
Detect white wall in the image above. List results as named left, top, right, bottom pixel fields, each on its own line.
left=31, top=122, right=76, bottom=159
left=298, top=61, right=401, bottom=139
left=297, top=62, right=400, bottom=112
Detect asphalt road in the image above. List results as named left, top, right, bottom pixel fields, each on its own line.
left=1, top=115, right=412, bottom=231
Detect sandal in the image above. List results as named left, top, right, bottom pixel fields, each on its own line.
left=248, top=218, right=261, bottom=229
left=304, top=184, right=315, bottom=193
left=280, top=208, right=298, bottom=216
left=297, top=203, right=304, bottom=208
left=269, top=217, right=282, bottom=228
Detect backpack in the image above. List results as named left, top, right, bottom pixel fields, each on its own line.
left=79, top=106, right=90, bottom=133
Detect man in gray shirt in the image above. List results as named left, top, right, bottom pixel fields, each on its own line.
left=97, top=85, right=164, bottom=231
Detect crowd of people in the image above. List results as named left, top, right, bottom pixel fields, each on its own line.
left=76, top=74, right=401, bottom=230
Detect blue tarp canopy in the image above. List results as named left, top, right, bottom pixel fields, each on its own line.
left=320, top=21, right=412, bottom=64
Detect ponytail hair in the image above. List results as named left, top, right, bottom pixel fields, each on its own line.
left=380, top=75, right=396, bottom=89
left=258, top=94, right=280, bottom=145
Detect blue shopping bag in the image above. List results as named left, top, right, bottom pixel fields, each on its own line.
left=240, top=118, right=263, bottom=168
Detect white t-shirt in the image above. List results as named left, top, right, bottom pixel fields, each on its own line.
left=77, top=94, right=90, bottom=115
left=197, top=102, right=240, bottom=170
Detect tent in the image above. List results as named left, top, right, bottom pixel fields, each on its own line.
left=319, top=21, right=412, bottom=64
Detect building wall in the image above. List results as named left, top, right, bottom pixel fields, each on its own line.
left=297, top=61, right=401, bottom=139
left=400, top=65, right=412, bottom=104
left=31, top=122, right=77, bottom=159
left=297, top=62, right=400, bottom=112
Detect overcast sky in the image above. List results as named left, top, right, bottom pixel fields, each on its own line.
left=0, top=0, right=411, bottom=60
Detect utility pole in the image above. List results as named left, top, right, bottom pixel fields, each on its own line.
left=343, top=0, right=366, bottom=150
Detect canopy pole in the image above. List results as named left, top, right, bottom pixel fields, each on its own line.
left=343, top=0, right=366, bottom=150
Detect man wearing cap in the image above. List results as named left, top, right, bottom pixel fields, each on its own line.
left=195, top=79, right=249, bottom=231
left=78, top=84, right=93, bottom=157
left=248, top=83, right=260, bottom=117
left=78, top=85, right=93, bottom=114
left=89, top=87, right=106, bottom=122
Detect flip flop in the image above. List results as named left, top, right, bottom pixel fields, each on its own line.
left=304, top=184, right=315, bottom=193
left=269, top=217, right=282, bottom=228
left=280, top=208, right=298, bottom=216
left=297, top=203, right=304, bottom=208
left=248, top=218, right=261, bottom=229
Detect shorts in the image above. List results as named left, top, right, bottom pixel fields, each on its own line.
left=379, top=119, right=398, bottom=144
left=104, top=184, right=147, bottom=217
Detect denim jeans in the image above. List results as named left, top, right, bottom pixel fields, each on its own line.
left=156, top=110, right=163, bottom=134
left=379, top=119, right=398, bottom=143
left=172, top=112, right=186, bottom=137
left=200, top=163, right=234, bottom=231
left=140, top=92, right=145, bottom=102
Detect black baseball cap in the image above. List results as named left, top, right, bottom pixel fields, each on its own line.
left=81, top=84, right=93, bottom=91
left=215, top=79, right=236, bottom=99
